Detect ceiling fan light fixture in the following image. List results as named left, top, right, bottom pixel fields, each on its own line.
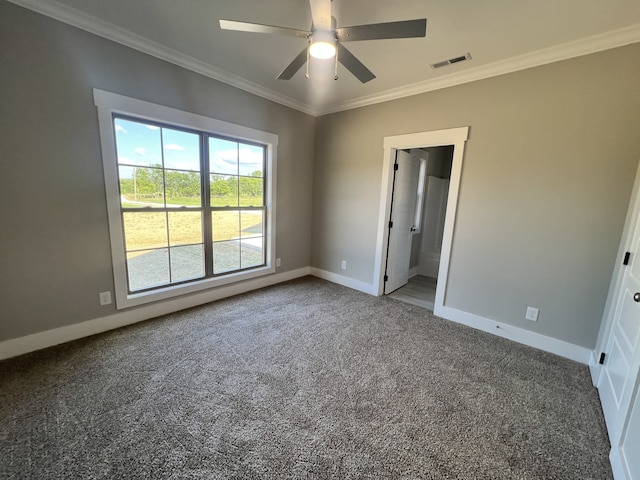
left=309, top=31, right=336, bottom=59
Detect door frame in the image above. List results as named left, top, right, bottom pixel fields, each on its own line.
left=373, top=127, right=469, bottom=314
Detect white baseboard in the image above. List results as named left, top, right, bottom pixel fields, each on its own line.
left=308, top=269, right=592, bottom=364
left=1, top=267, right=593, bottom=366
left=309, top=268, right=377, bottom=296
left=0, top=267, right=311, bottom=361
left=434, top=305, right=593, bottom=364
left=589, top=351, right=603, bottom=387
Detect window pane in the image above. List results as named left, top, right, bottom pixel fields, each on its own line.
left=210, top=174, right=238, bottom=207
left=212, top=210, right=239, bottom=242
left=165, top=170, right=201, bottom=207
left=118, top=166, right=165, bottom=207
left=168, top=211, right=202, bottom=246
left=123, top=212, right=168, bottom=251
left=127, top=248, right=170, bottom=291
left=241, top=240, right=264, bottom=269
left=239, top=144, right=263, bottom=177
left=240, top=211, right=263, bottom=238
left=209, top=138, right=238, bottom=175
left=162, top=128, right=200, bottom=171
left=114, top=118, right=162, bottom=168
left=239, top=176, right=263, bottom=207
left=213, top=241, right=240, bottom=274
left=118, top=166, right=139, bottom=208
left=170, top=245, right=204, bottom=282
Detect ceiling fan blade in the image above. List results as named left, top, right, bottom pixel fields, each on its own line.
left=277, top=47, right=308, bottom=80
left=220, top=19, right=310, bottom=38
left=337, top=43, right=375, bottom=84
left=308, top=0, right=332, bottom=29
left=336, top=18, right=426, bottom=42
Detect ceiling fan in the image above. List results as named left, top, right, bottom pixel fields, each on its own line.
left=219, top=0, right=427, bottom=84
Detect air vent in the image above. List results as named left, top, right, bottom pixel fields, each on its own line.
left=431, top=53, right=472, bottom=69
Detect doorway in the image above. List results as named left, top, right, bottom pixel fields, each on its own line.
left=388, top=145, right=454, bottom=309
left=373, top=127, right=469, bottom=318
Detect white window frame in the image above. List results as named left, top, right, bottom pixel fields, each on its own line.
left=94, top=89, right=277, bottom=309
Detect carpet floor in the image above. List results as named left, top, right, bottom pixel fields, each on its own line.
left=0, top=276, right=611, bottom=479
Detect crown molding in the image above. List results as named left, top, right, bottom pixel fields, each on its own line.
left=318, top=22, right=640, bottom=115
left=7, top=0, right=640, bottom=118
left=6, top=0, right=317, bottom=116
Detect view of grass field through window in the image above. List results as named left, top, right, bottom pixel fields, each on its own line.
left=114, top=117, right=266, bottom=292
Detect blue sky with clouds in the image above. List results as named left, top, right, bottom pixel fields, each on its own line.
left=114, top=118, right=263, bottom=178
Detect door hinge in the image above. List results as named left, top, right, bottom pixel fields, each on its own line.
left=599, top=352, right=606, bottom=365
left=384, top=275, right=389, bottom=282
left=389, top=221, right=393, bottom=228
left=623, top=251, right=631, bottom=266
left=394, top=163, right=399, bottom=171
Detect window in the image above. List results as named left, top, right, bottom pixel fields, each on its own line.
left=94, top=90, right=277, bottom=309
left=412, top=157, right=428, bottom=234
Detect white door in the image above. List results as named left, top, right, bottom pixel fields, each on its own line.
left=384, top=150, right=420, bottom=293
left=598, top=191, right=640, bottom=467
left=618, top=387, right=640, bottom=478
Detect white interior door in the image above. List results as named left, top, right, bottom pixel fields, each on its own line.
left=384, top=150, right=420, bottom=294
left=618, top=388, right=640, bottom=479
left=598, top=195, right=640, bottom=475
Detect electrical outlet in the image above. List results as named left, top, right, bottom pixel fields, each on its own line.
left=276, top=258, right=281, bottom=267
left=99, top=291, right=112, bottom=306
left=525, top=306, right=539, bottom=322
left=341, top=260, right=347, bottom=270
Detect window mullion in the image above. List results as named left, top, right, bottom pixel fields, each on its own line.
left=202, top=134, right=213, bottom=277
left=159, top=128, right=173, bottom=285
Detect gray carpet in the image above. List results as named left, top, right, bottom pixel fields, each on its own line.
left=0, top=277, right=611, bottom=479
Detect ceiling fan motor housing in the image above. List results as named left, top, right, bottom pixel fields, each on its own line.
left=309, top=30, right=337, bottom=59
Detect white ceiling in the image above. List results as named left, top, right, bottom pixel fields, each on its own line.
left=10, top=0, right=640, bottom=115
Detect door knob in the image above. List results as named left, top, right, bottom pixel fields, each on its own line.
left=634, top=292, right=640, bottom=302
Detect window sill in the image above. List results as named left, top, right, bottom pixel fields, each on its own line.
left=116, top=264, right=275, bottom=310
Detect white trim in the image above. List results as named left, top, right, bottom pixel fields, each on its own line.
left=589, top=350, right=602, bottom=387
left=374, top=127, right=469, bottom=311
left=317, top=23, right=640, bottom=115
left=7, top=0, right=640, bottom=117
left=0, top=263, right=593, bottom=364
left=309, top=268, right=377, bottom=296
left=6, top=0, right=316, bottom=116
left=93, top=89, right=278, bottom=309
left=435, top=305, right=592, bottom=364
left=0, top=267, right=311, bottom=361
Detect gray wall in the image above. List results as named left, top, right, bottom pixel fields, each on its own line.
left=312, top=44, right=640, bottom=348
left=0, top=2, right=315, bottom=342
left=3, top=1, right=640, bottom=352
left=425, top=146, right=453, bottom=179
